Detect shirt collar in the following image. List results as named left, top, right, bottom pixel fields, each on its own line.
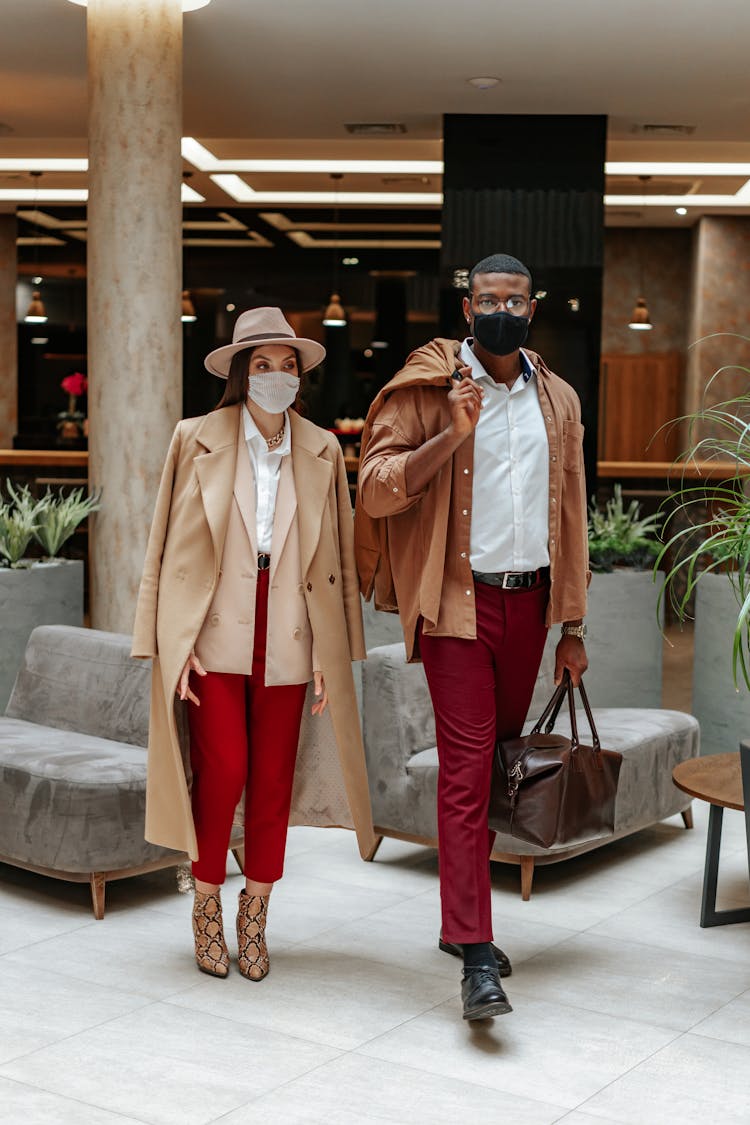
left=460, top=338, right=535, bottom=386
left=243, top=404, right=291, bottom=457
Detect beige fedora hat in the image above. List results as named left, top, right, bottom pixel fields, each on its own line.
left=204, top=306, right=326, bottom=378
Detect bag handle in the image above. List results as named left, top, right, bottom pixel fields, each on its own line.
left=530, top=678, right=568, bottom=735
left=564, top=671, right=601, bottom=752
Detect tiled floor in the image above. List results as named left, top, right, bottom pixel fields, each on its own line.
left=3, top=622, right=749, bottom=1124
left=1, top=800, right=750, bottom=1125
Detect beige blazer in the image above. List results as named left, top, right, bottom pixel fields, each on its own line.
left=194, top=418, right=314, bottom=683
left=131, top=404, right=375, bottom=860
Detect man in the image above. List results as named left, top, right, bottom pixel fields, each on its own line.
left=355, top=253, right=589, bottom=1021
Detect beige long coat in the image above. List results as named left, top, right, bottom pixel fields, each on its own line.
left=132, top=403, right=376, bottom=861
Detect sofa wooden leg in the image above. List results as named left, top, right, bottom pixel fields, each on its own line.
left=364, top=835, right=384, bottom=862
left=90, top=872, right=106, bottom=919
left=231, top=847, right=245, bottom=874
left=682, top=806, right=694, bottom=830
left=520, top=856, right=535, bottom=901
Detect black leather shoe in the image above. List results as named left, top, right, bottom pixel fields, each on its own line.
left=439, top=937, right=512, bottom=978
left=461, top=965, right=513, bottom=1020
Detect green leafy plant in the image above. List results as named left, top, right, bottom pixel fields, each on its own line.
left=657, top=376, right=750, bottom=688
left=587, top=484, right=661, bottom=572
left=0, top=482, right=46, bottom=567
left=33, top=486, right=102, bottom=558
left=0, top=480, right=102, bottom=567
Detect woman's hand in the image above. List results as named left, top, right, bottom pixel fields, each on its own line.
left=311, top=671, right=329, bottom=716
left=177, top=651, right=207, bottom=706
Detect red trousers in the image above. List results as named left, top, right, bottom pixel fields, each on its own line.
left=188, top=568, right=307, bottom=885
left=420, top=577, right=549, bottom=943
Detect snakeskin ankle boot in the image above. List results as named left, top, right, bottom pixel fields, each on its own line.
left=236, top=890, right=270, bottom=981
left=192, top=890, right=229, bottom=978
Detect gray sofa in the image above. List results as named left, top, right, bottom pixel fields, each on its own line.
left=0, top=625, right=242, bottom=918
left=362, top=639, right=700, bottom=898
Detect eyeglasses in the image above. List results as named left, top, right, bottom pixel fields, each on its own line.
left=473, top=295, right=530, bottom=316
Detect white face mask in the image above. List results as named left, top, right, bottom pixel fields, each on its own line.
left=247, top=370, right=300, bottom=413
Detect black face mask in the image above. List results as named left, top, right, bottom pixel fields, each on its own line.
left=472, top=310, right=530, bottom=356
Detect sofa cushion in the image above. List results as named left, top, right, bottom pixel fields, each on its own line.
left=406, top=708, right=699, bottom=852
left=0, top=717, right=174, bottom=872
left=5, top=625, right=151, bottom=746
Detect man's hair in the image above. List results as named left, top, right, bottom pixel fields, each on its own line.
left=468, top=253, right=532, bottom=295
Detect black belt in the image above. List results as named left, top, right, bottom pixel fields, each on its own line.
left=257, top=553, right=271, bottom=571
left=471, top=567, right=546, bottom=589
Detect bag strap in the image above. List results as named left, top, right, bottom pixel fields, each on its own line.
left=530, top=678, right=568, bottom=734
left=564, top=671, right=601, bottom=752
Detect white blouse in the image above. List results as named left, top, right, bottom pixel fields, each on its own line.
left=242, top=405, right=291, bottom=553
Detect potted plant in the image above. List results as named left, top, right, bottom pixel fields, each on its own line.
left=582, top=484, right=664, bottom=708
left=658, top=381, right=750, bottom=754
left=0, top=481, right=101, bottom=709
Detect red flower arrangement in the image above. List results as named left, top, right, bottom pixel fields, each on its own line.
left=58, top=371, right=88, bottom=440
left=61, top=372, right=88, bottom=397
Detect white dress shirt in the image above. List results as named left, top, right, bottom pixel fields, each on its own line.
left=460, top=339, right=550, bottom=573
left=243, top=405, right=291, bottom=553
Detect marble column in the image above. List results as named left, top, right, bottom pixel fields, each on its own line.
left=87, top=0, right=183, bottom=632
left=685, top=217, right=750, bottom=423
left=0, top=215, right=17, bottom=449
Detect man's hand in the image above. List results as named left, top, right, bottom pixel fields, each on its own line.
left=447, top=368, right=483, bottom=438
left=554, top=636, right=588, bottom=687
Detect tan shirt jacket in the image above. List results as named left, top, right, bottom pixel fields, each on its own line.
left=354, top=339, right=589, bottom=661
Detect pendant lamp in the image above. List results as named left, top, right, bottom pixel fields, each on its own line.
left=181, top=290, right=197, bottom=323
left=24, top=290, right=48, bottom=324
left=322, top=174, right=347, bottom=327
left=628, top=297, right=653, bottom=331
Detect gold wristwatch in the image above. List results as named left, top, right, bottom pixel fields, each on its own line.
left=560, top=623, right=587, bottom=641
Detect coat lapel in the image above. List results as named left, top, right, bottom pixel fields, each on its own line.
left=289, top=411, right=334, bottom=578
left=270, top=454, right=296, bottom=581
left=233, top=416, right=258, bottom=558
left=193, top=405, right=242, bottom=571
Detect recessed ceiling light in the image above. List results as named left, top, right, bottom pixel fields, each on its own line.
left=675, top=207, right=688, bottom=215
left=226, top=303, right=236, bottom=312
left=342, top=257, right=359, bottom=266
left=534, top=289, right=548, bottom=299
left=32, top=275, right=43, bottom=285
left=210, top=174, right=442, bottom=206
left=468, top=77, right=501, bottom=89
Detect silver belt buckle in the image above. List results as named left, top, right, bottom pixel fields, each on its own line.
left=502, top=572, right=518, bottom=589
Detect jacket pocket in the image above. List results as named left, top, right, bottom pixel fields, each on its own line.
left=562, top=419, right=584, bottom=473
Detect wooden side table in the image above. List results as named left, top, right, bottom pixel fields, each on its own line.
left=673, top=747, right=750, bottom=927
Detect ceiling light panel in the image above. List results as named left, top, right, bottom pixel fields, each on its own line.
left=288, top=231, right=440, bottom=250
left=0, top=159, right=87, bottom=172
left=259, top=212, right=442, bottom=233
left=211, top=175, right=441, bottom=206
left=0, top=189, right=88, bottom=201
left=606, top=162, right=750, bottom=176
left=605, top=193, right=750, bottom=207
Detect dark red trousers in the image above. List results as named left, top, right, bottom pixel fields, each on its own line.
left=188, top=568, right=307, bottom=885
left=420, top=577, right=549, bottom=943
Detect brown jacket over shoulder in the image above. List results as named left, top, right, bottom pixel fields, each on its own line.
left=132, top=404, right=375, bottom=861
left=354, top=339, right=589, bottom=661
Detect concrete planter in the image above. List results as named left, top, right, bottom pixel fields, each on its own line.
left=693, top=571, right=750, bottom=756
left=0, top=559, right=84, bottom=710
left=560, top=569, right=663, bottom=709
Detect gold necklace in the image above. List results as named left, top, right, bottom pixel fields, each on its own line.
left=266, top=423, right=285, bottom=450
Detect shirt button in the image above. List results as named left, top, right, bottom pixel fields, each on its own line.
left=463, top=468, right=469, bottom=475
left=293, top=627, right=302, bottom=639
left=210, top=613, right=220, bottom=626
left=546, top=415, right=552, bottom=422
left=392, top=486, right=399, bottom=493
left=551, top=498, right=557, bottom=504
left=462, top=509, right=469, bottom=516
left=306, top=582, right=312, bottom=592
left=465, top=589, right=472, bottom=596
left=461, top=551, right=467, bottom=559
left=328, top=574, right=336, bottom=584
left=552, top=455, right=557, bottom=462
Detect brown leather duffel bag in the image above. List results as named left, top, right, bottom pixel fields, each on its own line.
left=489, top=672, right=622, bottom=849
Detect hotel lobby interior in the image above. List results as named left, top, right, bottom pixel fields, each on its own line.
left=2, top=1, right=750, bottom=1122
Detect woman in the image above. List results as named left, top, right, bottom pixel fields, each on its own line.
left=132, top=307, right=375, bottom=981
